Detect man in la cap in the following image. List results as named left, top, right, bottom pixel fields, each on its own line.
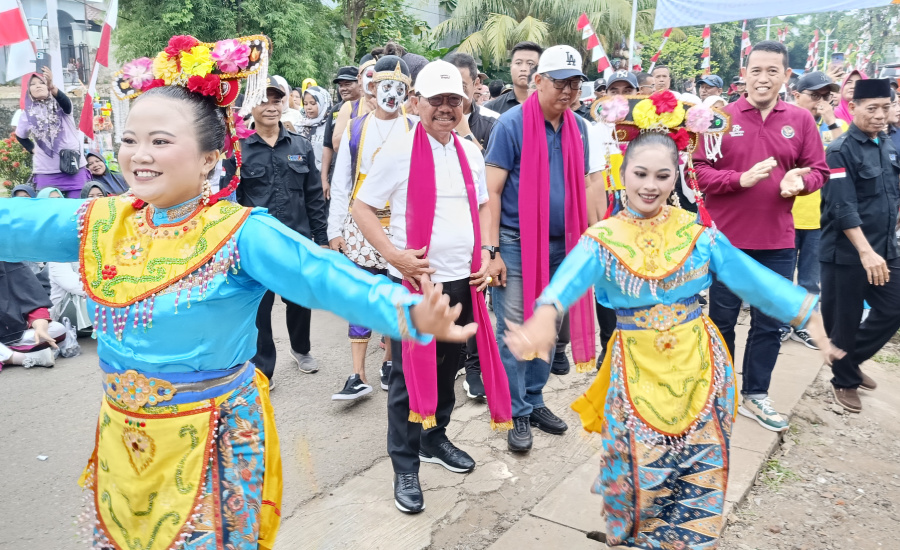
left=699, top=74, right=724, bottom=100
left=321, top=66, right=362, bottom=201
left=821, top=78, right=900, bottom=413
left=605, top=70, right=638, bottom=95
left=227, top=76, right=327, bottom=387
left=484, top=45, right=595, bottom=453
left=778, top=71, right=846, bottom=349
left=353, top=60, right=505, bottom=514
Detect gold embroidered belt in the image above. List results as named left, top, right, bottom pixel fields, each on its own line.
left=101, top=361, right=253, bottom=411
left=615, top=295, right=702, bottom=331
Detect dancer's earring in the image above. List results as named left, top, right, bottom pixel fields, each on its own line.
left=669, top=190, right=681, bottom=209
left=201, top=178, right=212, bottom=205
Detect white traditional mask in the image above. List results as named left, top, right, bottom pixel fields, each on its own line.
left=361, top=67, right=376, bottom=96
left=376, top=80, right=408, bottom=113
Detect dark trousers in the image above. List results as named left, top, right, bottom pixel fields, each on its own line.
left=595, top=301, right=618, bottom=360
left=387, top=277, right=472, bottom=473
left=821, top=258, right=900, bottom=388
left=253, top=290, right=312, bottom=380
left=709, top=248, right=795, bottom=396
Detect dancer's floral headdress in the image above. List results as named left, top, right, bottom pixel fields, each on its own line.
left=591, top=90, right=730, bottom=226
left=111, top=34, right=270, bottom=206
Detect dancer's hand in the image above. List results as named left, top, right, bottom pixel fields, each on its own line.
left=32, top=319, right=59, bottom=350
left=409, top=277, right=477, bottom=342
left=804, top=313, right=845, bottom=366
left=503, top=305, right=558, bottom=362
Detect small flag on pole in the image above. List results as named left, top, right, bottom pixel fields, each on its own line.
left=0, top=0, right=36, bottom=82
left=80, top=0, right=118, bottom=139
left=700, top=25, right=711, bottom=75
left=648, top=28, right=673, bottom=73
left=577, top=12, right=612, bottom=77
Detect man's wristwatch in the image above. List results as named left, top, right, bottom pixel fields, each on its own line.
left=827, top=122, right=841, bottom=130
left=482, top=245, right=499, bottom=259
left=464, top=134, right=475, bottom=142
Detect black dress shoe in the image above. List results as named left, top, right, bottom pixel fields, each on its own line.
left=420, top=441, right=475, bottom=473
left=507, top=416, right=533, bottom=452
left=530, top=406, right=568, bottom=435
left=551, top=350, right=571, bottom=375
left=393, top=472, right=425, bottom=514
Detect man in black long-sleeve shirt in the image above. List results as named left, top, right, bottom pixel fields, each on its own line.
left=226, top=81, right=327, bottom=385
left=821, top=78, right=900, bottom=413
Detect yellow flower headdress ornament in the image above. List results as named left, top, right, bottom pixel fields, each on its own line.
left=111, top=34, right=271, bottom=206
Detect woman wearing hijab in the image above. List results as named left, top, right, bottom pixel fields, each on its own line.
left=834, top=70, right=866, bottom=124
left=297, top=85, right=333, bottom=170
left=79, top=180, right=111, bottom=199
left=14, top=67, right=90, bottom=198
left=36, top=187, right=64, bottom=199
left=10, top=185, right=36, bottom=198
left=85, top=151, right=129, bottom=194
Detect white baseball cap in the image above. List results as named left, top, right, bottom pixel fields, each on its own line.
left=414, top=60, right=466, bottom=98
left=537, top=45, right=588, bottom=81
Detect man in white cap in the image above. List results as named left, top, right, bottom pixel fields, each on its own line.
left=353, top=60, right=505, bottom=514
left=484, top=45, right=595, bottom=453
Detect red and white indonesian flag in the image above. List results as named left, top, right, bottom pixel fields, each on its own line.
left=80, top=0, right=118, bottom=139
left=577, top=13, right=612, bottom=76
left=700, top=25, right=711, bottom=75
left=654, top=0, right=900, bottom=29
left=0, top=0, right=36, bottom=82
left=740, top=21, right=751, bottom=58
left=649, top=28, right=673, bottom=72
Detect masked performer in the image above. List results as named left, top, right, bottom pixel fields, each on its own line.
left=504, top=91, right=840, bottom=549
left=0, top=35, right=473, bottom=550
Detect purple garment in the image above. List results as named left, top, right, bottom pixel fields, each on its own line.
left=15, top=89, right=86, bottom=175
left=34, top=168, right=91, bottom=195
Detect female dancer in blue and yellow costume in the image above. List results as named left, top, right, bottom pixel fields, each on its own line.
left=505, top=92, right=841, bottom=550
left=0, top=35, right=475, bottom=550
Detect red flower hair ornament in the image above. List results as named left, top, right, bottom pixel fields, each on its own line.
left=650, top=90, right=679, bottom=115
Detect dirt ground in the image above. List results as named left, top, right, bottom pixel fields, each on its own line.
left=719, top=341, right=900, bottom=550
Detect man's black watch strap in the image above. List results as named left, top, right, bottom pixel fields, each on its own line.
left=482, top=245, right=499, bottom=259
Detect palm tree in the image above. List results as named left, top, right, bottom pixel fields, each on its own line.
left=431, top=0, right=657, bottom=70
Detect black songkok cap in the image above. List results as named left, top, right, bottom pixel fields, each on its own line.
left=853, top=79, right=891, bottom=101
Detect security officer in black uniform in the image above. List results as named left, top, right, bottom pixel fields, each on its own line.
left=821, top=78, right=900, bottom=413
left=225, top=77, right=328, bottom=386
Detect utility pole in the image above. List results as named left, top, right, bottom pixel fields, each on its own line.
left=44, top=0, right=65, bottom=88
left=628, top=0, right=638, bottom=70
left=820, top=30, right=832, bottom=71
left=756, top=18, right=776, bottom=41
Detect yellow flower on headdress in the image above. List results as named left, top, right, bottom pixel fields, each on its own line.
left=633, top=99, right=686, bottom=129
left=152, top=52, right=179, bottom=84
left=181, top=45, right=215, bottom=76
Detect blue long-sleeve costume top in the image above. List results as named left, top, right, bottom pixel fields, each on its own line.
left=0, top=198, right=426, bottom=374
left=538, top=217, right=816, bottom=327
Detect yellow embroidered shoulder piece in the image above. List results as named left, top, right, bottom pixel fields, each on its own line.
left=585, top=206, right=704, bottom=280
left=80, top=197, right=251, bottom=307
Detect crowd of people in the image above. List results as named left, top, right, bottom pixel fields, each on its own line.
left=1, top=31, right=899, bottom=550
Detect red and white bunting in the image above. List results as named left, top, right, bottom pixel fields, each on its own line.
left=844, top=43, right=853, bottom=57
left=80, top=0, right=118, bottom=139
left=576, top=12, right=613, bottom=78
left=780, top=26, right=789, bottom=43
left=648, top=28, right=673, bottom=73
left=805, top=30, right=819, bottom=71
left=739, top=20, right=751, bottom=70
left=0, top=0, right=36, bottom=82
left=832, top=40, right=839, bottom=53
left=700, top=25, right=711, bottom=75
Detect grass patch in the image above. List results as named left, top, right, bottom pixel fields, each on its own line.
left=760, top=459, right=800, bottom=490
left=872, top=352, right=900, bottom=365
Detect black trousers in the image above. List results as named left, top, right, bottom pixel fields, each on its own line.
left=387, top=277, right=472, bottom=473
left=253, top=290, right=312, bottom=380
left=821, top=258, right=900, bottom=388
left=596, top=302, right=617, bottom=360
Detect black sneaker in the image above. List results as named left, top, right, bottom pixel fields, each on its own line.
left=790, top=328, right=819, bottom=350
left=530, top=406, right=568, bottom=435
left=508, top=416, right=533, bottom=453
left=331, top=374, right=372, bottom=401
left=551, top=350, right=570, bottom=375
left=380, top=362, right=391, bottom=391
left=419, top=441, right=475, bottom=473
left=393, top=472, right=425, bottom=513
left=778, top=327, right=792, bottom=343
left=463, top=371, right=486, bottom=399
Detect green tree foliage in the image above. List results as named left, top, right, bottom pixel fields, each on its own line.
left=354, top=0, right=430, bottom=60
left=431, top=0, right=656, bottom=72
left=115, top=0, right=345, bottom=87
left=638, top=21, right=740, bottom=89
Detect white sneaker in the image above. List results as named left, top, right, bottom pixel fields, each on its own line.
left=22, top=348, right=55, bottom=368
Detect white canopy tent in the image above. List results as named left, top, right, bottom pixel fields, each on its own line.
left=653, top=0, right=897, bottom=29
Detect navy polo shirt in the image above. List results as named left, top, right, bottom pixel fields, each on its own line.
left=484, top=105, right=590, bottom=238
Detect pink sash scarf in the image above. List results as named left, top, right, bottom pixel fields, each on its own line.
left=519, top=92, right=596, bottom=371
left=402, top=124, right=513, bottom=430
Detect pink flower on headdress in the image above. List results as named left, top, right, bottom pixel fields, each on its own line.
left=122, top=57, right=154, bottom=90
left=685, top=106, right=714, bottom=133
left=234, top=115, right=255, bottom=139
left=601, top=96, right=629, bottom=124
left=211, top=39, right=250, bottom=74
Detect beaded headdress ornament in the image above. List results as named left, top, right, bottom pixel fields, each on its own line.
left=591, top=90, right=730, bottom=226
left=111, top=34, right=271, bottom=207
